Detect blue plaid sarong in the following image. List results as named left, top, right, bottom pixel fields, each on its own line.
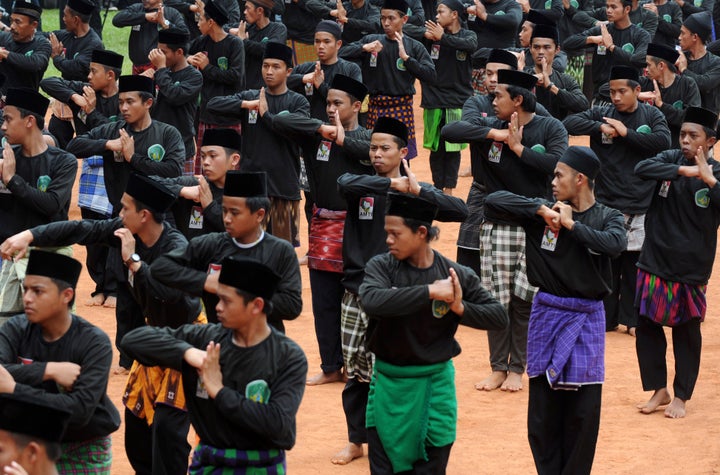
left=78, top=156, right=112, bottom=217
left=189, top=443, right=286, bottom=474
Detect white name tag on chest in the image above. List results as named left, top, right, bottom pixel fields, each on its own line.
left=541, top=226, right=559, bottom=251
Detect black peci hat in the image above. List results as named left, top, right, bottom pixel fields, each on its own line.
left=5, top=87, right=49, bottom=116
left=497, top=69, right=538, bottom=90
left=158, top=27, right=190, bottom=45
left=263, top=42, right=293, bottom=68
left=204, top=0, right=229, bottom=25
left=487, top=49, right=518, bottom=69
left=125, top=173, right=176, bottom=213
left=218, top=256, right=280, bottom=300
left=25, top=250, right=82, bottom=288
left=202, top=128, right=242, bottom=152
left=373, top=116, right=408, bottom=145
left=119, top=75, right=154, bottom=94
left=386, top=193, right=438, bottom=224
left=224, top=171, right=268, bottom=197
left=329, top=74, right=368, bottom=102
left=0, top=394, right=71, bottom=443
left=559, top=146, right=601, bottom=179
left=683, top=106, right=718, bottom=131
left=91, top=49, right=124, bottom=69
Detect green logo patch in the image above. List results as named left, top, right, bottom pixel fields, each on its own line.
left=672, top=100, right=684, bottom=109
left=36, top=175, right=51, bottom=192
left=495, top=10, right=505, bottom=15
left=396, top=58, right=406, bottom=71
left=570, top=0, right=579, bottom=7
left=217, top=56, right=228, bottom=71
left=636, top=124, right=652, bottom=134
left=663, top=14, right=671, bottom=22
left=456, top=50, right=467, bottom=61
left=545, top=0, right=551, bottom=8
left=432, top=299, right=450, bottom=318
left=148, top=144, right=165, bottom=162
left=24, top=50, right=33, bottom=56
left=695, top=188, right=710, bottom=208
left=245, top=379, right=271, bottom=403
left=531, top=144, right=546, bottom=153
left=622, top=43, right=635, bottom=54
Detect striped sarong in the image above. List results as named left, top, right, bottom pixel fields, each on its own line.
left=423, top=108, right=466, bottom=153
left=635, top=269, right=707, bottom=327
left=189, top=443, right=286, bottom=474
left=286, top=39, right=315, bottom=66
left=195, top=122, right=243, bottom=175
left=366, top=94, right=417, bottom=159
left=57, top=436, right=112, bottom=475
left=265, top=197, right=300, bottom=248
left=308, top=206, right=346, bottom=273
left=341, top=290, right=374, bottom=381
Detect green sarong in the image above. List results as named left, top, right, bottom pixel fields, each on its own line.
left=366, top=359, right=457, bottom=473
left=423, top=108, right=466, bottom=153
left=57, top=435, right=112, bottom=474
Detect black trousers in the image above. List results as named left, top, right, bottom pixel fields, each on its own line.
left=309, top=269, right=344, bottom=373
left=124, top=405, right=191, bottom=475
left=80, top=208, right=118, bottom=298
left=527, top=377, right=602, bottom=475
left=48, top=116, right=75, bottom=150
left=343, top=377, right=370, bottom=444
left=367, top=428, right=452, bottom=475
left=456, top=247, right=480, bottom=278
left=116, top=284, right=147, bottom=369
left=604, top=250, right=640, bottom=330
left=429, top=147, right=461, bottom=190
left=636, top=316, right=702, bottom=400
left=489, top=294, right=532, bottom=374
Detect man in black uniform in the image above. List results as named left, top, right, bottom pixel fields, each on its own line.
left=634, top=106, right=720, bottom=419
left=0, top=1, right=50, bottom=94
left=676, top=11, right=720, bottom=115
left=330, top=0, right=381, bottom=46
left=563, top=65, right=671, bottom=335
left=0, top=88, right=77, bottom=323
left=485, top=146, right=627, bottom=475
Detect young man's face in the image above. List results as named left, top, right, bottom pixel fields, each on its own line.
left=118, top=193, right=144, bottom=234
left=1, top=106, right=30, bottom=144
left=22, top=275, right=72, bottom=325
left=606, top=0, right=628, bottom=22
left=384, top=215, right=426, bottom=261
left=119, top=92, right=152, bottom=125
left=215, top=283, right=257, bottom=329
left=197, top=13, right=211, bottom=35
left=369, top=132, right=406, bottom=175
left=158, top=43, right=181, bottom=69
left=492, top=84, right=516, bottom=120
left=678, top=25, right=695, bottom=50
left=530, top=37, right=558, bottom=66
left=87, top=63, right=112, bottom=91
left=552, top=161, right=579, bottom=201
left=222, top=196, right=264, bottom=240
left=484, top=62, right=512, bottom=94
left=680, top=122, right=716, bottom=161
left=201, top=146, right=238, bottom=184
left=9, top=14, right=36, bottom=42
left=262, top=58, right=291, bottom=89
left=518, top=21, right=533, bottom=48
left=435, top=4, right=456, bottom=28
left=314, top=31, right=341, bottom=63
left=380, top=9, right=407, bottom=38
left=645, top=56, right=662, bottom=80
left=608, top=79, right=639, bottom=113
left=326, top=89, right=360, bottom=127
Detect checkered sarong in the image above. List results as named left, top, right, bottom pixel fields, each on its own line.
left=286, top=39, right=316, bottom=66
left=479, top=222, right=537, bottom=309
left=366, top=94, right=417, bottom=159
left=57, top=436, right=112, bottom=475
left=341, top=291, right=374, bottom=382
left=189, top=443, right=286, bottom=474
left=78, top=156, right=112, bottom=217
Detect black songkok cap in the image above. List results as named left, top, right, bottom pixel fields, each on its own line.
left=67, top=0, right=95, bottom=15
left=263, top=42, right=293, bottom=68
left=382, top=0, right=408, bottom=14
left=373, top=116, right=408, bottom=144
left=330, top=74, right=368, bottom=102
left=439, top=0, right=466, bottom=19
left=316, top=19, right=342, bottom=39
left=609, top=65, right=639, bottom=82
left=531, top=24, right=559, bottom=43
left=91, top=49, right=124, bottom=69
left=13, top=0, right=41, bottom=19
left=118, top=75, right=154, bottom=94
left=647, top=42, right=679, bottom=64
left=5, top=87, right=49, bottom=116
left=683, top=106, right=718, bottom=130
left=202, top=128, right=242, bottom=152
left=497, top=69, right=538, bottom=90
left=684, top=11, right=713, bottom=42
left=559, top=146, right=601, bottom=180
left=527, top=9, right=555, bottom=26
left=386, top=193, right=438, bottom=225
left=224, top=171, right=268, bottom=197
left=218, top=256, right=280, bottom=300
left=487, top=49, right=518, bottom=69
left=26, top=250, right=82, bottom=288
left=0, top=394, right=71, bottom=443
left=248, top=0, right=274, bottom=10
left=204, top=0, right=229, bottom=25
left=158, top=27, right=190, bottom=45
left=125, top=173, right=176, bottom=213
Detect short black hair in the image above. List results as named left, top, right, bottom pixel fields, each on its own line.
left=49, top=277, right=75, bottom=307
left=245, top=196, right=271, bottom=213
left=67, top=6, right=91, bottom=23
left=9, top=433, right=62, bottom=462
left=506, top=84, right=537, bottom=113
left=232, top=288, right=274, bottom=315
left=647, top=55, right=678, bottom=73
left=402, top=218, right=440, bottom=242
left=163, top=42, right=189, bottom=56
left=17, top=107, right=44, bottom=130
left=130, top=196, right=165, bottom=223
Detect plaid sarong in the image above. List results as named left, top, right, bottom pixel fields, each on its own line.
left=635, top=269, right=707, bottom=327
left=57, top=436, right=112, bottom=475
left=132, top=63, right=153, bottom=75
left=195, top=122, right=243, bottom=175
left=527, top=291, right=605, bottom=389
left=341, top=290, right=374, bottom=382
left=265, top=197, right=300, bottom=248
left=479, top=222, right=537, bottom=308
left=423, top=108, right=466, bottom=153
left=286, top=39, right=315, bottom=66
left=366, top=94, right=417, bottom=159
left=471, top=67, right=487, bottom=96
left=78, top=156, right=112, bottom=217
left=189, top=443, right=286, bottom=475
left=308, top=206, right=346, bottom=273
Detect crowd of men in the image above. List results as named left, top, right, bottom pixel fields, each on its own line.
left=0, top=0, right=717, bottom=472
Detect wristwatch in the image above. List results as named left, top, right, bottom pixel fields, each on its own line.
left=125, top=253, right=141, bottom=267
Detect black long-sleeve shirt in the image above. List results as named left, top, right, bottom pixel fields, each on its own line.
left=420, top=28, right=477, bottom=109
left=360, top=251, right=507, bottom=365
left=682, top=50, right=720, bottom=115
left=653, top=1, right=682, bottom=47
left=341, top=0, right=380, bottom=45
left=152, top=175, right=225, bottom=239
left=244, top=21, right=287, bottom=89
left=287, top=59, right=362, bottom=121
left=112, top=4, right=187, bottom=66
left=151, top=232, right=302, bottom=326
left=563, top=103, right=671, bottom=213
left=121, top=324, right=307, bottom=450
left=39, top=78, right=119, bottom=136
left=635, top=150, right=720, bottom=284
left=468, top=0, right=523, bottom=49
left=0, top=315, right=121, bottom=443
left=0, top=146, right=77, bottom=240
left=485, top=190, right=627, bottom=299
left=638, top=74, right=701, bottom=147
left=0, top=32, right=51, bottom=93
left=49, top=29, right=104, bottom=81
left=526, top=68, right=590, bottom=120
left=152, top=65, right=203, bottom=158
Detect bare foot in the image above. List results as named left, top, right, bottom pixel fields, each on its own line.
left=627, top=326, right=636, bottom=337
left=298, top=255, right=308, bottom=266
left=85, top=294, right=105, bottom=306
left=501, top=372, right=523, bottom=392
left=474, top=371, right=507, bottom=391
left=458, top=167, right=472, bottom=177
left=306, top=370, right=344, bottom=386
left=112, top=366, right=130, bottom=376
left=443, top=188, right=454, bottom=196
left=637, top=388, right=671, bottom=414
left=103, top=296, right=117, bottom=308
left=664, top=398, right=686, bottom=418
left=330, top=442, right=364, bottom=465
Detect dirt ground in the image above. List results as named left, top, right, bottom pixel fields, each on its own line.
left=63, top=96, right=720, bottom=474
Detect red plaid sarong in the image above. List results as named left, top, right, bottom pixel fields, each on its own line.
left=366, top=94, right=417, bottom=160
left=132, top=63, right=153, bottom=75
left=635, top=269, right=707, bottom=327
left=308, top=206, right=346, bottom=273
left=195, top=121, right=243, bottom=175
